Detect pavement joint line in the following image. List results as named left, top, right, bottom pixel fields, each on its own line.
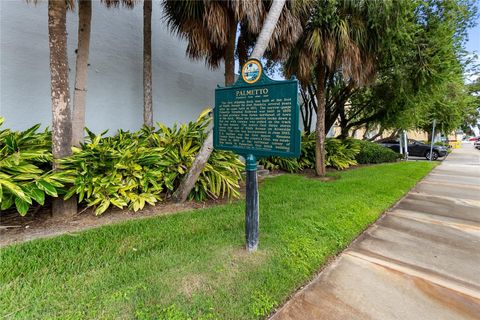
left=389, top=209, right=480, bottom=234
left=417, top=180, right=480, bottom=190
left=408, top=192, right=480, bottom=208
left=437, top=163, right=480, bottom=166
left=425, top=174, right=480, bottom=185
left=430, top=171, right=480, bottom=178
left=345, top=250, right=480, bottom=300
left=432, top=163, right=480, bottom=171
left=363, top=223, right=416, bottom=238
left=429, top=172, right=480, bottom=178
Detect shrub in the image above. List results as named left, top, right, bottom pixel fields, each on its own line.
left=60, top=110, right=244, bottom=215
left=259, top=134, right=360, bottom=172
left=355, top=140, right=401, bottom=164
left=2, top=111, right=244, bottom=216
left=143, top=110, right=244, bottom=201
left=59, top=130, right=165, bottom=215
left=192, top=149, right=243, bottom=201
left=325, top=138, right=360, bottom=170
left=259, top=156, right=303, bottom=173
left=0, top=118, right=68, bottom=215
left=434, top=141, right=451, bottom=148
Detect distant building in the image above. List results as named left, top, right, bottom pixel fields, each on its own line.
left=0, top=1, right=224, bottom=132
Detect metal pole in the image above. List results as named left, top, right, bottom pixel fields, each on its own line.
left=403, top=130, right=408, bottom=160
left=429, top=119, right=437, bottom=161
left=399, top=131, right=403, bottom=155
left=245, top=154, right=259, bottom=252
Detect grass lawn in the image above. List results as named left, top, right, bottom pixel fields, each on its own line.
left=0, top=162, right=435, bottom=319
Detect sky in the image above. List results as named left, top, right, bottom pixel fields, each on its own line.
left=466, top=13, right=480, bottom=82
left=466, top=24, right=480, bottom=54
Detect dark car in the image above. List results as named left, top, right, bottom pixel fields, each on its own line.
left=378, top=139, right=448, bottom=160
left=474, top=139, right=480, bottom=150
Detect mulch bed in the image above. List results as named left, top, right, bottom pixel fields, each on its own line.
left=0, top=196, right=234, bottom=248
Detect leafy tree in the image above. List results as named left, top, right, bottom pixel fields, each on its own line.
left=462, top=77, right=480, bottom=135
left=349, top=0, right=478, bottom=139
left=285, top=0, right=409, bottom=176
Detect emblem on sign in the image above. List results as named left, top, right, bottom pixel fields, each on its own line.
left=242, top=59, right=262, bottom=84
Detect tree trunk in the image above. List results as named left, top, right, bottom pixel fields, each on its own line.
left=173, top=1, right=285, bottom=203
left=172, top=15, right=237, bottom=203
left=172, top=130, right=214, bottom=203
left=48, top=0, right=76, bottom=216
left=350, top=128, right=358, bottom=138
left=143, top=0, right=153, bottom=127
left=237, top=26, right=248, bottom=68
left=224, top=15, right=237, bottom=86
left=339, top=126, right=349, bottom=138
left=315, top=65, right=326, bottom=176
left=250, top=0, right=286, bottom=59
left=71, top=0, right=91, bottom=147
left=367, top=126, right=385, bottom=141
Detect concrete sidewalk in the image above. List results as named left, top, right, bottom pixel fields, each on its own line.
left=271, top=145, right=480, bottom=320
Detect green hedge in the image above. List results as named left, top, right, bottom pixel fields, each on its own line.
left=260, top=134, right=360, bottom=173
left=260, top=136, right=402, bottom=173
left=355, top=140, right=401, bottom=164
left=0, top=111, right=244, bottom=216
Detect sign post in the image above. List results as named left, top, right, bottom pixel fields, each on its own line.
left=429, top=119, right=437, bottom=161
left=245, top=154, right=259, bottom=251
left=213, top=59, right=300, bottom=252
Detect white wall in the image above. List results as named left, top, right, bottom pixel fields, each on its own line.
left=0, top=0, right=224, bottom=133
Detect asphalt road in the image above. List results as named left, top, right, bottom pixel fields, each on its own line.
left=271, top=144, right=480, bottom=320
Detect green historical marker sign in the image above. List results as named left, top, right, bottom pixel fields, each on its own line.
left=213, top=59, right=300, bottom=252
left=213, top=59, right=301, bottom=158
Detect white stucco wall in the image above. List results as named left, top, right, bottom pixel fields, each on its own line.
left=0, top=0, right=224, bottom=133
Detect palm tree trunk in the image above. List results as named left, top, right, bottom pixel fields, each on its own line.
left=315, top=64, right=327, bottom=176
left=143, top=0, right=153, bottom=127
left=171, top=129, right=214, bottom=203
left=224, top=15, right=237, bottom=86
left=237, top=26, right=248, bottom=68
left=172, top=1, right=285, bottom=203
left=72, top=0, right=92, bottom=147
left=48, top=0, right=76, bottom=216
left=250, top=0, right=286, bottom=59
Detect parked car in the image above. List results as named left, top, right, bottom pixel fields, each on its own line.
left=468, top=136, right=479, bottom=141
left=377, top=139, right=448, bottom=160
left=474, top=139, right=480, bottom=150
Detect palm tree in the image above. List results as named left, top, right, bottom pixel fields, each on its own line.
left=143, top=0, right=153, bottom=127
left=250, top=0, right=287, bottom=59
left=102, top=0, right=154, bottom=127
left=72, top=0, right=136, bottom=145
left=71, top=0, right=92, bottom=147
left=163, top=0, right=241, bottom=87
left=163, top=0, right=301, bottom=87
left=170, top=0, right=295, bottom=203
left=48, top=0, right=77, bottom=215
left=285, top=0, right=394, bottom=176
